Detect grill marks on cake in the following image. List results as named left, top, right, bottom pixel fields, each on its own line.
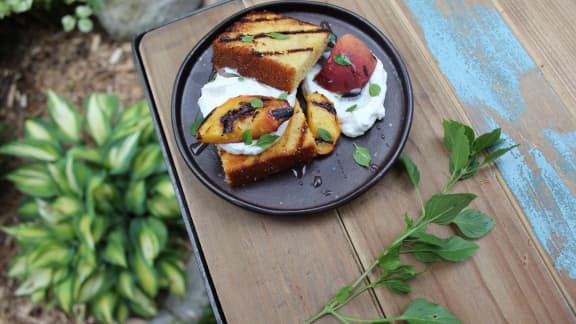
left=254, top=47, right=314, bottom=57
left=219, top=28, right=329, bottom=43
left=220, top=103, right=257, bottom=133
left=312, top=101, right=336, bottom=115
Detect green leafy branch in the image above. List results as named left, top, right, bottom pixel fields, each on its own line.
left=305, top=120, right=517, bottom=324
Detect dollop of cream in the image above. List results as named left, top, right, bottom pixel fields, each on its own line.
left=197, top=69, right=296, bottom=155
left=303, top=58, right=387, bottom=137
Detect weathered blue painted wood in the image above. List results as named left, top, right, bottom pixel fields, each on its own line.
left=405, top=0, right=576, bottom=280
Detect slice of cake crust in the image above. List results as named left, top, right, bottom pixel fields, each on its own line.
left=212, top=12, right=329, bottom=92
left=218, top=101, right=316, bottom=186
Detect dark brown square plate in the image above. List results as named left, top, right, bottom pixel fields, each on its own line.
left=172, top=1, right=413, bottom=215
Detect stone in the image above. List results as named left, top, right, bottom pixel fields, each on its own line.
left=97, top=0, right=203, bottom=41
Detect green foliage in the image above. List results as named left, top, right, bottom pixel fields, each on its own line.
left=305, top=120, right=517, bottom=324
left=0, top=0, right=102, bottom=32
left=0, top=91, right=189, bottom=323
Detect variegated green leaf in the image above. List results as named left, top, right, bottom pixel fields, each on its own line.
left=8, top=252, right=29, bottom=278
left=85, top=94, right=118, bottom=146
left=69, top=146, right=102, bottom=164
left=30, top=288, right=46, bottom=305
left=151, top=175, right=175, bottom=198
left=118, top=270, right=136, bottom=299
left=47, top=90, right=82, bottom=143
left=74, top=244, right=97, bottom=299
left=86, top=174, right=104, bottom=217
left=125, top=180, right=146, bottom=215
left=49, top=222, right=75, bottom=240
left=77, top=270, right=107, bottom=303
left=103, top=229, right=127, bottom=268
left=109, top=119, right=147, bottom=142
left=140, top=118, right=156, bottom=143
left=118, top=100, right=148, bottom=124
left=158, top=259, right=187, bottom=298
left=148, top=195, right=180, bottom=219
left=131, top=251, right=158, bottom=297
left=76, top=213, right=95, bottom=250
left=55, top=276, right=74, bottom=314
left=132, top=144, right=162, bottom=180
left=92, top=215, right=108, bottom=245
left=3, top=223, right=53, bottom=244
left=0, top=139, right=60, bottom=162
left=47, top=161, right=72, bottom=195
left=92, top=291, right=117, bottom=323
left=138, top=222, right=160, bottom=264
left=52, top=196, right=83, bottom=217
left=18, top=199, right=39, bottom=220
left=51, top=267, right=70, bottom=285
left=65, top=153, right=91, bottom=197
left=24, top=118, right=59, bottom=145
left=6, top=164, right=57, bottom=198
left=106, top=131, right=141, bottom=174
left=28, top=240, right=73, bottom=269
left=116, top=300, right=129, bottom=324
left=36, top=199, right=69, bottom=224
left=93, top=182, right=118, bottom=213
left=128, top=287, right=157, bottom=318
left=145, top=217, right=167, bottom=251
left=15, top=268, right=52, bottom=296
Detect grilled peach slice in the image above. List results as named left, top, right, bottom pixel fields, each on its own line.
left=305, top=92, right=340, bottom=155
left=314, top=34, right=376, bottom=95
left=196, top=96, right=293, bottom=144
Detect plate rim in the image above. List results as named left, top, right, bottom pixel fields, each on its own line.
left=171, top=0, right=414, bottom=216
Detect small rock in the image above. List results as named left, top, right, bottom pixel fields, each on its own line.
left=97, top=0, right=203, bottom=41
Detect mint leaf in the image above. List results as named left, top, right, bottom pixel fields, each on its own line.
left=482, top=145, right=519, bottom=166
left=399, top=152, right=420, bottom=187
left=190, top=117, right=204, bottom=136
left=241, top=129, right=252, bottom=145
left=278, top=91, right=288, bottom=100
left=328, top=33, right=337, bottom=44
left=334, top=54, right=352, bottom=66
left=473, top=128, right=500, bottom=152
left=208, top=72, right=217, bottom=82
left=369, top=83, right=381, bottom=97
left=434, top=236, right=478, bottom=262
left=442, top=120, right=461, bottom=153
left=250, top=98, right=264, bottom=109
left=352, top=143, right=371, bottom=167
left=334, top=285, right=353, bottom=304
left=317, top=128, right=332, bottom=142
left=399, top=298, right=461, bottom=324
left=378, top=246, right=400, bottom=274
left=424, top=193, right=476, bottom=225
left=450, top=127, right=470, bottom=173
left=411, top=232, right=445, bottom=247
left=345, top=104, right=358, bottom=112
left=383, top=279, right=411, bottom=295
left=254, top=134, right=279, bottom=149
left=414, top=251, right=441, bottom=263
left=453, top=209, right=496, bottom=239
left=266, top=32, right=288, bottom=40
left=238, top=77, right=245, bottom=81
left=241, top=35, right=254, bottom=42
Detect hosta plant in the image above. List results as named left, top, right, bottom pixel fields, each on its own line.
left=0, top=90, right=188, bottom=323
left=0, top=0, right=101, bottom=32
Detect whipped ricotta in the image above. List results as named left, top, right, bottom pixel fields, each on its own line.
left=197, top=69, right=296, bottom=155
left=303, top=58, right=387, bottom=137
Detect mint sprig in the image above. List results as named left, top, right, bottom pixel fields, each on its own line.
left=305, top=120, right=517, bottom=324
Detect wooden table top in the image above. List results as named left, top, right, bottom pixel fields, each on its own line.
left=133, top=0, right=576, bottom=322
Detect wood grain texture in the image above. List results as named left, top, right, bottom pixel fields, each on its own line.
left=138, top=1, right=380, bottom=322
left=136, top=0, right=576, bottom=322
left=394, top=0, right=576, bottom=314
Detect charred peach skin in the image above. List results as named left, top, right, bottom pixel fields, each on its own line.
left=314, top=34, right=377, bottom=95
left=305, top=92, right=340, bottom=155
left=196, top=95, right=293, bottom=144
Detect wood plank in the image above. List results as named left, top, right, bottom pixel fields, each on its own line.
left=136, top=1, right=381, bottom=322
left=394, top=0, right=576, bottom=314
left=492, top=0, right=576, bottom=116
left=244, top=0, right=575, bottom=322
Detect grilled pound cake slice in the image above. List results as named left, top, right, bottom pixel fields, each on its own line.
left=218, top=101, right=316, bottom=186
left=213, top=12, right=329, bottom=92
